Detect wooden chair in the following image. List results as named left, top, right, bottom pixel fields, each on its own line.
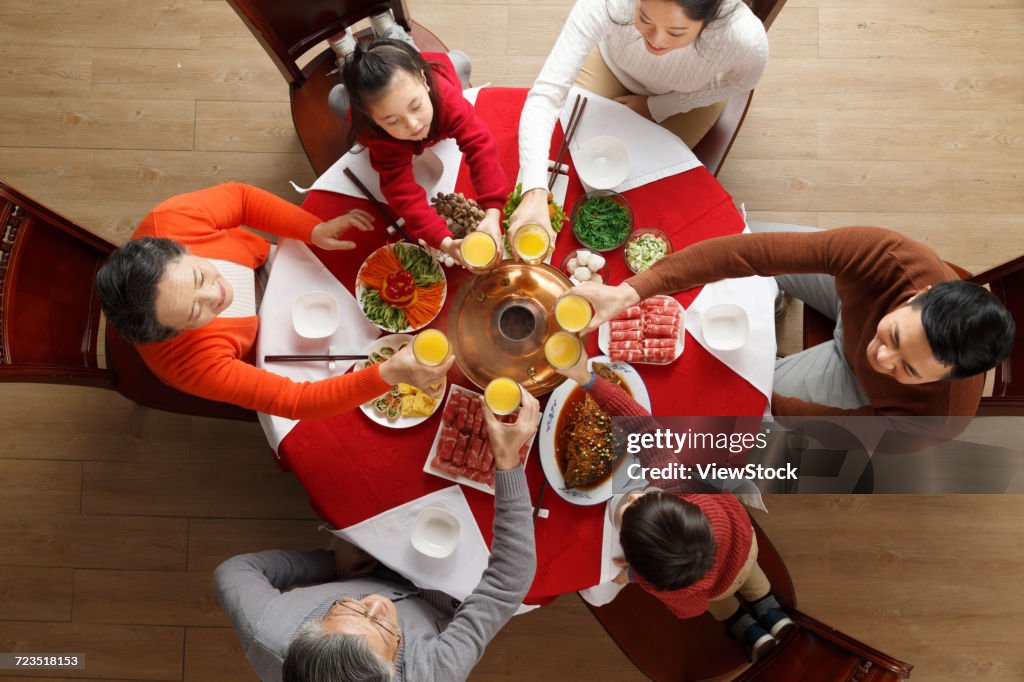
left=224, top=0, right=450, bottom=176
left=584, top=514, right=914, bottom=681
left=801, top=257, right=1023, bottom=416
left=691, top=0, right=789, bottom=176
left=0, top=180, right=256, bottom=422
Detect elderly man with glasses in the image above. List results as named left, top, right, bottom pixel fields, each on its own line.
left=214, top=392, right=541, bottom=682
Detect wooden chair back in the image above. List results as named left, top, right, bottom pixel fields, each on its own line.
left=0, top=180, right=255, bottom=422
left=583, top=514, right=796, bottom=681
left=224, top=0, right=449, bottom=175
left=691, top=0, right=789, bottom=175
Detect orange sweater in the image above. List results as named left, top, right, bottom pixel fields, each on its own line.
left=133, top=183, right=391, bottom=419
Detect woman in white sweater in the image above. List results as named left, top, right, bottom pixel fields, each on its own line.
left=511, top=0, right=767, bottom=235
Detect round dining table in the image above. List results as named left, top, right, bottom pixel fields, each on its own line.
left=278, top=87, right=767, bottom=604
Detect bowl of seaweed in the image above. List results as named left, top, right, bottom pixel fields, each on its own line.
left=570, top=190, right=634, bottom=252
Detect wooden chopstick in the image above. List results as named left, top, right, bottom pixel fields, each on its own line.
left=559, top=97, right=588, bottom=179
left=548, top=94, right=582, bottom=191
left=532, top=479, right=549, bottom=520
left=264, top=354, right=369, bottom=362
left=547, top=162, right=569, bottom=177
left=342, top=167, right=415, bottom=244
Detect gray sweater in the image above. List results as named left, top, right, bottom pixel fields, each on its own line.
left=213, top=467, right=536, bottom=681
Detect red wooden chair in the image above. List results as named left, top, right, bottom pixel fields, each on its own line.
left=691, top=0, right=789, bottom=176
left=801, top=256, right=1023, bottom=416
left=0, top=180, right=256, bottom=422
left=224, top=0, right=451, bottom=176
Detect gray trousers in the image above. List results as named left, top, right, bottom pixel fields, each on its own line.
left=746, top=221, right=869, bottom=410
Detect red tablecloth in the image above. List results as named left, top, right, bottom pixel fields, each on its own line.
left=281, top=87, right=765, bottom=604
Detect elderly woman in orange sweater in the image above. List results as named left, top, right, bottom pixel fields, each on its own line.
left=95, top=182, right=452, bottom=419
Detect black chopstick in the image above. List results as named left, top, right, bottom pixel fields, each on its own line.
left=532, top=479, right=548, bottom=520
left=265, top=354, right=369, bottom=362
left=549, top=95, right=587, bottom=191
left=547, top=162, right=569, bottom=177
left=342, top=167, right=415, bottom=244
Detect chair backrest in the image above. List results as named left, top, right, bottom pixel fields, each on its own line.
left=0, top=180, right=256, bottom=422
left=0, top=180, right=115, bottom=387
left=970, top=254, right=1024, bottom=410
left=691, top=0, right=790, bottom=175
left=583, top=514, right=796, bottom=681
left=224, top=0, right=410, bottom=85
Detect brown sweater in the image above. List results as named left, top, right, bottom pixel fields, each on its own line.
left=627, top=227, right=983, bottom=430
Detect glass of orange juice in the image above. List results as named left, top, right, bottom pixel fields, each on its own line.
left=412, top=329, right=450, bottom=366
left=554, top=294, right=593, bottom=333
left=484, top=377, right=522, bottom=415
left=512, top=224, right=551, bottom=264
left=459, top=230, right=499, bottom=271
left=544, top=331, right=583, bottom=370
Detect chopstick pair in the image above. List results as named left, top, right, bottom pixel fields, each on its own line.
left=343, top=167, right=416, bottom=244
left=265, top=354, right=369, bottom=362
left=548, top=94, right=588, bottom=191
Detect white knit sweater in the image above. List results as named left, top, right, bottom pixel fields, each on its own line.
left=518, top=0, right=768, bottom=191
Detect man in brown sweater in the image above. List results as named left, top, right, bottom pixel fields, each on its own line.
left=573, top=225, right=1014, bottom=450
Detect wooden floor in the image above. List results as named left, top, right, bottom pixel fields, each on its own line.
left=1, top=0, right=1022, bottom=680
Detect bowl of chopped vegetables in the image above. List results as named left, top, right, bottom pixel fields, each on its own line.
left=570, top=190, right=634, bottom=252
left=623, top=228, right=673, bottom=274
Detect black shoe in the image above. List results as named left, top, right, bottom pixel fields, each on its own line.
left=750, top=594, right=796, bottom=638
left=726, top=611, right=777, bottom=663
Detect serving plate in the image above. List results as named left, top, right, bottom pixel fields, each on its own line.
left=538, top=356, right=650, bottom=506
left=359, top=334, right=446, bottom=429
left=355, top=243, right=447, bottom=333
left=598, top=295, right=685, bottom=365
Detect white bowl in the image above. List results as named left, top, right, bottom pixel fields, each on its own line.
left=412, top=149, right=444, bottom=190
left=702, top=303, right=749, bottom=351
left=574, top=135, right=630, bottom=190
left=411, top=507, right=461, bottom=558
left=292, top=291, right=340, bottom=339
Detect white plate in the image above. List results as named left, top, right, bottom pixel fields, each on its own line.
left=598, top=295, right=685, bottom=365
left=292, top=290, right=340, bottom=339
left=359, top=334, right=446, bottom=429
left=423, top=384, right=536, bottom=495
left=538, top=356, right=651, bottom=506
left=702, top=303, right=749, bottom=351
left=355, top=243, right=447, bottom=333
left=575, top=135, right=630, bottom=191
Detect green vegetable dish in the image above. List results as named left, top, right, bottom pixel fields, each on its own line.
left=625, top=233, right=670, bottom=272
left=502, top=183, right=568, bottom=232
left=574, top=197, right=631, bottom=251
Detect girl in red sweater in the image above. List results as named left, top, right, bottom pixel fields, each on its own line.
left=557, top=353, right=794, bottom=662
left=341, top=39, right=508, bottom=266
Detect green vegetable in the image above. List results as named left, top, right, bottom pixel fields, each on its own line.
left=625, top=233, right=669, bottom=272
left=394, top=244, right=443, bottom=287
left=361, top=288, right=409, bottom=331
left=574, top=197, right=631, bottom=250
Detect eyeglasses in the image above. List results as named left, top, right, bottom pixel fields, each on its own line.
left=330, top=598, right=402, bottom=645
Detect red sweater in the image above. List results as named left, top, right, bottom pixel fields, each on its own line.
left=584, top=379, right=752, bottom=619
left=132, top=183, right=391, bottom=419
left=358, top=54, right=508, bottom=248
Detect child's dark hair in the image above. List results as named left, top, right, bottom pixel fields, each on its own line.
left=620, top=493, right=717, bottom=591
left=341, top=38, right=441, bottom=139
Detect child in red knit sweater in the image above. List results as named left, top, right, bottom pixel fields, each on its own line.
left=341, top=39, right=507, bottom=266
left=556, top=353, right=794, bottom=662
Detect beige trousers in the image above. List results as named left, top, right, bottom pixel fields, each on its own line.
left=705, top=530, right=772, bottom=621
left=573, top=48, right=725, bottom=150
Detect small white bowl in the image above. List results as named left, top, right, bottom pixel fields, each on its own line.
left=411, top=507, right=461, bottom=559
left=292, top=291, right=340, bottom=339
left=413, top=149, right=444, bottom=189
left=702, top=303, right=749, bottom=351
left=574, top=135, right=630, bottom=190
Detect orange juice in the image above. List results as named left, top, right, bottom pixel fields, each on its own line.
left=460, top=230, right=498, bottom=269
left=555, top=294, right=593, bottom=332
left=513, top=224, right=550, bottom=263
left=484, top=377, right=522, bottom=415
left=544, top=331, right=583, bottom=370
left=413, top=329, right=450, bottom=366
